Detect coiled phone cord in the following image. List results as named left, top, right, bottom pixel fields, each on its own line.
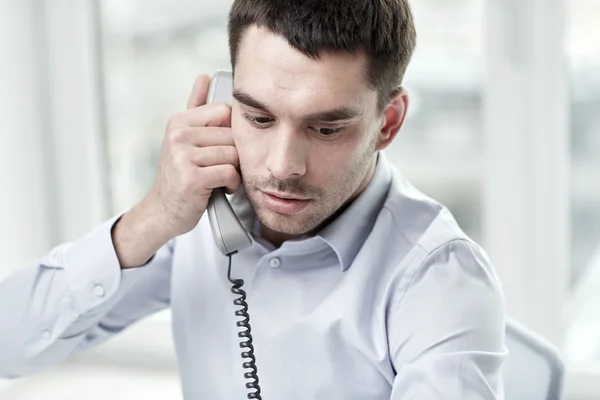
left=227, top=254, right=263, bottom=399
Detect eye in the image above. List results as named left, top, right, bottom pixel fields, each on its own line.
left=311, top=126, right=344, bottom=136
left=242, top=113, right=274, bottom=127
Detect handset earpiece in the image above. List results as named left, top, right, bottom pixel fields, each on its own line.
left=205, top=71, right=252, bottom=256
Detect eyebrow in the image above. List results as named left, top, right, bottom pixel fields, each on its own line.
left=232, top=89, right=364, bottom=123
left=233, top=89, right=273, bottom=114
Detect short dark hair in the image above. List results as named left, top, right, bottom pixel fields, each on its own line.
left=228, top=0, right=417, bottom=111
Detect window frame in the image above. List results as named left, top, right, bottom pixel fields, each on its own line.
left=482, top=0, right=570, bottom=345
left=39, top=0, right=111, bottom=244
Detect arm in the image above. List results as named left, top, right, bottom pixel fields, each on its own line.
left=388, top=240, right=507, bottom=399
left=0, top=74, right=240, bottom=379
left=0, top=213, right=173, bottom=378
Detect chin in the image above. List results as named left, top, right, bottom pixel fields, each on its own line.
left=256, top=207, right=321, bottom=236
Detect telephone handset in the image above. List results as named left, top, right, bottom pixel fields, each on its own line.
left=206, top=70, right=252, bottom=256
left=206, top=71, right=262, bottom=400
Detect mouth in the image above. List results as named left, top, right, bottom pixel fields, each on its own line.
left=262, top=191, right=310, bottom=201
left=260, top=191, right=311, bottom=214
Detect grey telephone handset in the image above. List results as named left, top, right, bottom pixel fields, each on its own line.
left=206, top=71, right=262, bottom=399
left=206, top=71, right=252, bottom=256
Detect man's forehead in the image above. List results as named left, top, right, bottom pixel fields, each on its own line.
left=234, top=26, right=370, bottom=93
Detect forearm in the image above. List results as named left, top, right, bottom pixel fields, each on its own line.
left=0, top=215, right=172, bottom=378
left=112, top=198, right=174, bottom=269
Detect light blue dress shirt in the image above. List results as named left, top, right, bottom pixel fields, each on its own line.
left=0, top=152, right=506, bottom=399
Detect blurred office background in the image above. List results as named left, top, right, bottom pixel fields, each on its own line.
left=0, top=0, right=598, bottom=398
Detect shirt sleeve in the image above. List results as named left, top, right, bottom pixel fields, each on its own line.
left=387, top=239, right=507, bottom=400
left=0, top=214, right=173, bottom=378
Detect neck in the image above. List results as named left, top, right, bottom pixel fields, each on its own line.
left=260, top=156, right=378, bottom=248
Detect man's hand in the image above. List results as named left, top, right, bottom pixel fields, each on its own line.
left=112, top=75, right=241, bottom=268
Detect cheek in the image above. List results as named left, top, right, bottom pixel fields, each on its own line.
left=328, top=135, right=376, bottom=185
left=307, top=141, right=360, bottom=184
left=232, top=125, right=263, bottom=172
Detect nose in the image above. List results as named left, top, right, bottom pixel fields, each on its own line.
left=265, top=127, right=307, bottom=180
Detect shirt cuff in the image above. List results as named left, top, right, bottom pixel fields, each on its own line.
left=60, top=214, right=145, bottom=315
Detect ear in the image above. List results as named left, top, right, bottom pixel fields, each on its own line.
left=375, top=87, right=409, bottom=151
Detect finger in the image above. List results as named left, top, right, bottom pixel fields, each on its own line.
left=223, top=171, right=244, bottom=194
left=189, top=146, right=239, bottom=168
left=169, top=127, right=234, bottom=147
left=168, top=103, right=231, bottom=130
left=224, top=178, right=242, bottom=195
left=187, top=74, right=211, bottom=109
left=199, top=164, right=241, bottom=192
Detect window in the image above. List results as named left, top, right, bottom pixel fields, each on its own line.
left=563, top=0, right=600, bottom=364
left=391, top=0, right=484, bottom=243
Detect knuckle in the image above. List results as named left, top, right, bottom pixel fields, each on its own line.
left=171, top=146, right=190, bottom=167
left=217, top=102, right=231, bottom=115
left=167, top=111, right=186, bottom=130
left=213, top=103, right=231, bottom=125
left=224, top=164, right=239, bottom=182
left=167, top=128, right=188, bottom=144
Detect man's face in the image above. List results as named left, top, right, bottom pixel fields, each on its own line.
left=231, top=26, right=386, bottom=237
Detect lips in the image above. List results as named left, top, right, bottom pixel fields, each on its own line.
left=261, top=191, right=310, bottom=214
left=263, top=191, right=308, bottom=201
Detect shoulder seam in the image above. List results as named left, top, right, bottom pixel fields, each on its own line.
left=390, top=238, right=473, bottom=315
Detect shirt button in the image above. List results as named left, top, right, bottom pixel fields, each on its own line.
left=269, top=257, right=281, bottom=268
left=93, top=284, right=105, bottom=297
left=42, top=330, right=51, bottom=341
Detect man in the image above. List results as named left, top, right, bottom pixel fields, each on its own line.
left=0, top=0, right=506, bottom=398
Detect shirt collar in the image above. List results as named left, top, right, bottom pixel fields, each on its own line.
left=229, top=152, right=393, bottom=271
left=316, top=152, right=392, bottom=271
